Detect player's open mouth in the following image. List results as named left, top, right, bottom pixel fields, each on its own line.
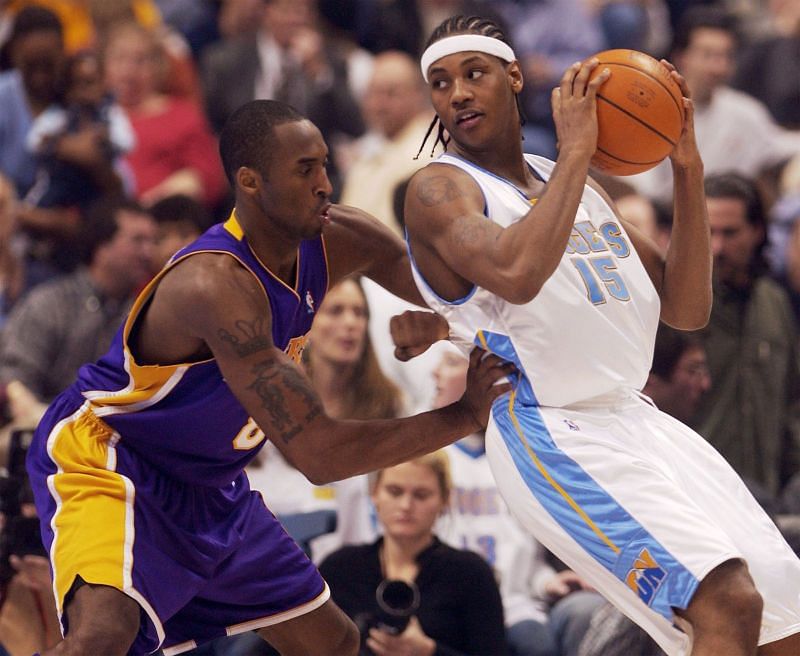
left=318, top=202, right=332, bottom=224
left=455, top=110, right=483, bottom=128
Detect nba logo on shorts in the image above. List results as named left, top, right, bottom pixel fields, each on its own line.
left=625, top=547, right=666, bottom=605
left=305, top=290, right=315, bottom=314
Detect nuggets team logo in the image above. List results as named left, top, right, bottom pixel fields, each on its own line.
left=305, top=290, right=315, bottom=314
left=625, top=548, right=667, bottom=605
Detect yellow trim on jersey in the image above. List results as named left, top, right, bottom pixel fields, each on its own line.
left=475, top=330, right=620, bottom=555
left=223, top=212, right=245, bottom=240
left=84, top=247, right=270, bottom=411
left=47, top=404, right=133, bottom=612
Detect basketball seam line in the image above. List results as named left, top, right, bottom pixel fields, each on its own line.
left=595, top=145, right=663, bottom=166
left=600, top=61, right=684, bottom=118
left=596, top=95, right=677, bottom=147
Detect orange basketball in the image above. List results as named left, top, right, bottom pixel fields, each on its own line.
left=585, top=49, right=685, bottom=176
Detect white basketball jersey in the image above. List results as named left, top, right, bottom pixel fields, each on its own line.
left=410, top=154, right=661, bottom=407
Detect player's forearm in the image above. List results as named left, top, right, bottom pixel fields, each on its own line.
left=365, top=252, right=427, bottom=308
left=493, top=150, right=593, bottom=301
left=661, top=160, right=711, bottom=329
left=285, top=403, right=479, bottom=484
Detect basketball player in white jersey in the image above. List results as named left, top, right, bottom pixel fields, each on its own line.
left=403, top=14, right=800, bottom=656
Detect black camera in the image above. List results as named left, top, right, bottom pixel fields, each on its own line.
left=373, top=579, right=420, bottom=635
left=0, top=429, right=46, bottom=587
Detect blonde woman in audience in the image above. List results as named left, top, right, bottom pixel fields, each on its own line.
left=319, top=451, right=508, bottom=656
left=102, top=21, right=225, bottom=208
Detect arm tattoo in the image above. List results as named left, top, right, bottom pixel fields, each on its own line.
left=218, top=318, right=271, bottom=357
left=416, top=175, right=461, bottom=207
left=247, top=357, right=323, bottom=444
left=452, top=219, right=491, bottom=250
left=280, top=366, right=324, bottom=424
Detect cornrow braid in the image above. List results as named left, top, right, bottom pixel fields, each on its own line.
left=424, top=15, right=511, bottom=50
left=416, top=15, right=525, bottom=158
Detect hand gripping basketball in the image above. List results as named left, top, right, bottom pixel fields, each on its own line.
left=584, top=49, right=686, bottom=176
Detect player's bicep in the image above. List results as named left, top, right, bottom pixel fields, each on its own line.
left=406, top=169, right=504, bottom=282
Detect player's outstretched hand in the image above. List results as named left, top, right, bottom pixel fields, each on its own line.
left=660, top=59, right=701, bottom=169
left=457, top=347, right=515, bottom=431
left=390, top=310, right=450, bottom=361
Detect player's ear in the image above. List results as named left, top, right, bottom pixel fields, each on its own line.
left=236, top=167, right=260, bottom=195
left=508, top=60, right=523, bottom=94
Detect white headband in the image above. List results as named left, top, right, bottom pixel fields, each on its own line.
left=420, top=34, right=517, bottom=83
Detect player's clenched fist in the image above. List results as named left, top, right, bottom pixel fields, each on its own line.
left=390, top=310, right=450, bottom=362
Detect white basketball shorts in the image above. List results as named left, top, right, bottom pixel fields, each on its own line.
left=486, top=388, right=800, bottom=655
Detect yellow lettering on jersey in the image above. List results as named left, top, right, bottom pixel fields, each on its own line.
left=285, top=335, right=309, bottom=365
left=232, top=417, right=266, bottom=450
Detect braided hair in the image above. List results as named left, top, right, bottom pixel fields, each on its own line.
left=415, top=15, right=524, bottom=159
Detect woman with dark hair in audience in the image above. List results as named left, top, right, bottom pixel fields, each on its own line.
left=304, top=275, right=405, bottom=420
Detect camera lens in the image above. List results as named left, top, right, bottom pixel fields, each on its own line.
left=374, top=579, right=420, bottom=635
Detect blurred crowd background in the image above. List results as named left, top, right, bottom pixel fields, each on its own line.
left=0, top=1, right=800, bottom=655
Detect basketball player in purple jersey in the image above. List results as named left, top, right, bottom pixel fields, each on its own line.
left=26, top=100, right=513, bottom=656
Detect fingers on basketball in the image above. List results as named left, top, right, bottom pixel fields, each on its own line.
left=583, top=49, right=685, bottom=176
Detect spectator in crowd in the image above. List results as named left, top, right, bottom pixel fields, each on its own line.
left=691, top=172, right=800, bottom=497
left=319, top=451, right=508, bottom=656
left=353, top=0, right=424, bottom=57
left=3, top=0, right=202, bottom=100
left=644, top=323, right=710, bottom=423
left=152, top=0, right=219, bottom=58
left=200, top=0, right=365, bottom=195
left=0, top=5, right=65, bottom=198
left=340, top=50, right=434, bottom=237
left=577, top=601, right=664, bottom=656
left=0, top=174, right=26, bottom=328
left=0, top=535, right=60, bottom=655
left=1, top=8, right=121, bottom=278
left=103, top=20, right=226, bottom=209
left=148, top=193, right=212, bottom=270
left=732, top=0, right=800, bottom=129
left=215, top=0, right=263, bottom=40
left=587, top=0, right=649, bottom=52
left=626, top=5, right=800, bottom=204
left=24, top=49, right=134, bottom=210
left=315, top=0, right=375, bottom=101
left=2, top=0, right=162, bottom=54
left=304, top=276, right=406, bottom=421
left=0, top=196, right=156, bottom=405
left=432, top=348, right=604, bottom=656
